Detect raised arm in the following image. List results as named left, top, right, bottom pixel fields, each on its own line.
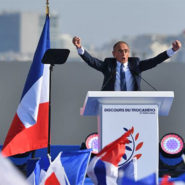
left=72, top=36, right=106, bottom=72
left=139, top=40, right=182, bottom=72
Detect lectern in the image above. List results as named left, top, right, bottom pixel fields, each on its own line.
left=80, top=91, right=174, bottom=180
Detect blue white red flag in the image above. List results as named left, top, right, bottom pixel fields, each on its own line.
left=87, top=128, right=133, bottom=185
left=27, top=149, right=91, bottom=185
left=40, top=153, right=70, bottom=185
left=2, top=15, right=50, bottom=156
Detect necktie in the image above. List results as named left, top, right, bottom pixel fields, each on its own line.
left=120, top=64, right=127, bottom=91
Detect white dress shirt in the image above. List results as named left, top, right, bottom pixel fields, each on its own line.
left=114, top=62, right=135, bottom=91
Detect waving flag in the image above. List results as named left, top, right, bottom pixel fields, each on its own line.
left=87, top=128, right=133, bottom=185
left=27, top=149, right=91, bottom=185
left=60, top=149, right=91, bottom=185
left=40, top=152, right=70, bottom=185
left=27, top=156, right=50, bottom=185
left=2, top=15, right=50, bottom=156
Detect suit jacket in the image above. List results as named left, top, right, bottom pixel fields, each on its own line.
left=80, top=50, right=169, bottom=91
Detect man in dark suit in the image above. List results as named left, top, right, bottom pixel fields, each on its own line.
left=72, top=36, right=181, bottom=91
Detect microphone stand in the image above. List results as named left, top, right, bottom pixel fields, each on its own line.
left=129, top=67, right=158, bottom=91
left=138, top=74, right=157, bottom=91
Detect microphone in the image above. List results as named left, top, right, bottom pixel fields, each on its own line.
left=101, top=57, right=158, bottom=91
left=130, top=69, right=158, bottom=91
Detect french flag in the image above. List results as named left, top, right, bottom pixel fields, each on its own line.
left=40, top=153, right=70, bottom=185
left=2, top=15, right=50, bottom=156
left=87, top=128, right=133, bottom=185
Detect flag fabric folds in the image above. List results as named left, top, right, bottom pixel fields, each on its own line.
left=60, top=149, right=91, bottom=185
left=27, top=159, right=42, bottom=185
left=87, top=128, right=133, bottom=185
left=27, top=149, right=91, bottom=185
left=27, top=156, right=50, bottom=185
left=2, top=15, right=50, bottom=156
left=118, top=157, right=138, bottom=182
left=40, top=153, right=70, bottom=185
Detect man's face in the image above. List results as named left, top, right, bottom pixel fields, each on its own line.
left=112, top=43, right=130, bottom=63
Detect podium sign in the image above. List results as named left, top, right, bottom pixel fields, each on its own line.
left=80, top=91, right=174, bottom=180
left=100, top=104, right=158, bottom=179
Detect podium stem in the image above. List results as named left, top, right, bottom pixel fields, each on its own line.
left=48, top=64, right=53, bottom=155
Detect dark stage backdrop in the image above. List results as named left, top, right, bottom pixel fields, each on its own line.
left=0, top=61, right=185, bottom=146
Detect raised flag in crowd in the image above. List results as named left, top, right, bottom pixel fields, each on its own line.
left=87, top=127, right=134, bottom=185
left=27, top=149, right=91, bottom=185
left=40, top=153, right=70, bottom=185
left=60, top=149, right=91, bottom=185
left=2, top=15, right=50, bottom=156
left=27, top=155, right=50, bottom=185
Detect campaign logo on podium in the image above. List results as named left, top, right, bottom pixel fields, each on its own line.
left=119, top=126, right=144, bottom=167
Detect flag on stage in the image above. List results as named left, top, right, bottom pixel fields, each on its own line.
left=87, top=128, right=133, bottom=185
left=2, top=15, right=50, bottom=156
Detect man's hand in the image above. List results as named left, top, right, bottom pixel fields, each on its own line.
left=172, top=40, right=182, bottom=51
left=72, top=36, right=81, bottom=49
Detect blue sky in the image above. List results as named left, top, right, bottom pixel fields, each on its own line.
left=1, top=0, right=185, bottom=46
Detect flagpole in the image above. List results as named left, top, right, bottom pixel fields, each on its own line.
left=46, top=0, right=51, bottom=155
left=46, top=0, right=49, bottom=16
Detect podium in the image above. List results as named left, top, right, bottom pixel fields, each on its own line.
left=80, top=91, right=174, bottom=180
